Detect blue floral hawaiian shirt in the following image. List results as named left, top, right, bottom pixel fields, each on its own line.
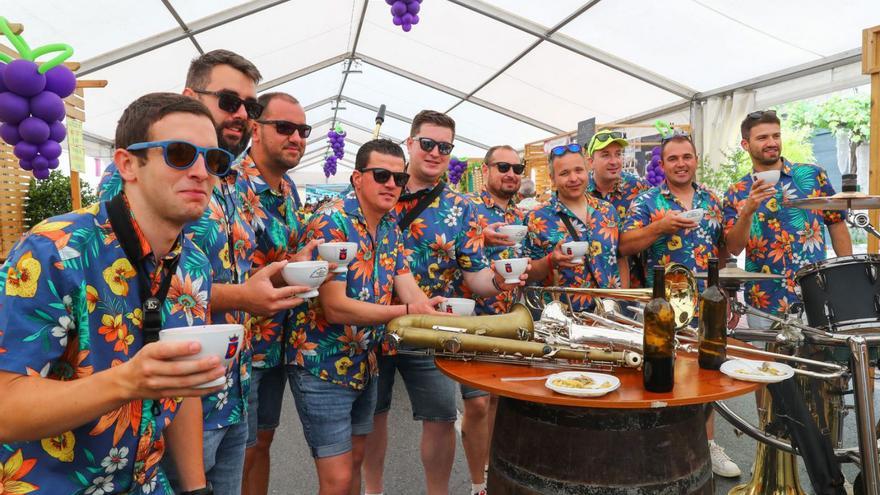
left=233, top=154, right=303, bottom=370
left=0, top=201, right=212, bottom=494
left=722, top=159, right=843, bottom=315
left=523, top=194, right=621, bottom=312
left=289, top=191, right=409, bottom=389
left=463, top=190, right=525, bottom=315
left=99, top=162, right=254, bottom=430
left=622, top=181, right=724, bottom=288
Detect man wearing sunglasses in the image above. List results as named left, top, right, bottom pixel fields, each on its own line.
left=522, top=143, right=626, bottom=312
left=0, top=93, right=228, bottom=494
left=363, top=111, right=529, bottom=495
left=586, top=130, right=650, bottom=288
left=96, top=51, right=315, bottom=495
left=289, top=139, right=443, bottom=495
left=723, top=110, right=851, bottom=330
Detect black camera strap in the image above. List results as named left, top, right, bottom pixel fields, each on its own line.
left=106, top=194, right=180, bottom=344
left=398, top=182, right=445, bottom=232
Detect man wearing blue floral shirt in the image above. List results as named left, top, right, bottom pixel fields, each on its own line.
left=0, top=93, right=227, bottom=494
left=290, top=139, right=442, bottom=494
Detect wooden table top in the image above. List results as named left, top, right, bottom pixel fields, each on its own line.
left=436, top=346, right=762, bottom=409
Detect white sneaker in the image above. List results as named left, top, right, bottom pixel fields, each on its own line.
left=454, top=410, right=463, bottom=435
left=709, top=440, right=742, bottom=477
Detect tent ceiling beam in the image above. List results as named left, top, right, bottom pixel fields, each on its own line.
left=446, top=0, right=696, bottom=99
left=356, top=54, right=563, bottom=134
left=259, top=53, right=351, bottom=92
left=160, top=0, right=205, bottom=55
left=76, top=0, right=289, bottom=76
left=445, top=1, right=599, bottom=116
left=336, top=118, right=403, bottom=142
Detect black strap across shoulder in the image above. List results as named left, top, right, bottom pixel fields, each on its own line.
left=398, top=181, right=445, bottom=232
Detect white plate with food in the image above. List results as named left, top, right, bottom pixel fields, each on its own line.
left=544, top=371, right=620, bottom=397
left=720, top=359, right=794, bottom=383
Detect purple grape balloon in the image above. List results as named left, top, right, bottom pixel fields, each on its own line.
left=19, top=117, right=50, bottom=144
left=3, top=60, right=46, bottom=97
left=44, top=65, right=76, bottom=98
left=30, top=91, right=65, bottom=122
left=0, top=92, right=30, bottom=124
left=19, top=159, right=32, bottom=171
left=39, top=140, right=62, bottom=160
left=48, top=120, right=66, bottom=142
left=0, top=123, right=20, bottom=145
left=48, top=158, right=60, bottom=169
left=0, top=62, right=7, bottom=92
left=33, top=167, right=50, bottom=180
left=13, top=141, right=38, bottom=160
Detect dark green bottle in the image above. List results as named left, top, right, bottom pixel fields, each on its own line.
left=643, top=266, right=675, bottom=392
left=698, top=258, right=728, bottom=370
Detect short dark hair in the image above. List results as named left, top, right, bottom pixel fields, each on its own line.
left=355, top=139, right=406, bottom=171
left=115, top=92, right=214, bottom=151
left=660, top=134, right=696, bottom=161
left=410, top=110, right=455, bottom=138
left=257, top=92, right=300, bottom=112
left=483, top=145, right=517, bottom=164
left=185, top=49, right=262, bottom=90
left=741, top=110, right=781, bottom=140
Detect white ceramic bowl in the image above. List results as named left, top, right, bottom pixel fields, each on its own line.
left=561, top=241, right=590, bottom=265
left=497, top=224, right=528, bottom=246
left=492, top=257, right=529, bottom=284
left=318, top=242, right=359, bottom=273
left=439, top=297, right=476, bottom=315
left=282, top=260, right=329, bottom=298
left=159, top=324, right=244, bottom=388
left=752, top=169, right=780, bottom=186
left=680, top=208, right=705, bottom=222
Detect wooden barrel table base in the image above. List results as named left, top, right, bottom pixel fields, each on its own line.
left=489, top=397, right=713, bottom=494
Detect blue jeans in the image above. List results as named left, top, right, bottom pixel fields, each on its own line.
left=375, top=353, right=457, bottom=422
left=165, top=420, right=248, bottom=495
left=287, top=366, right=378, bottom=458
left=246, top=365, right=286, bottom=447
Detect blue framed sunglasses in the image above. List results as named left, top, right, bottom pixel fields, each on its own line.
left=550, top=143, right=582, bottom=157
left=126, top=140, right=234, bottom=177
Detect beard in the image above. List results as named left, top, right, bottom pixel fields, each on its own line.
left=217, top=119, right=251, bottom=158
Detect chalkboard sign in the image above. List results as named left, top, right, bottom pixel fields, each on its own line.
left=576, top=118, right=595, bottom=147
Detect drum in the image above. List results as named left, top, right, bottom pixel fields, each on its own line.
left=795, top=255, right=880, bottom=333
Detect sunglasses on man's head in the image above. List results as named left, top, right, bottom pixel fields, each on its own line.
left=256, top=119, right=312, bottom=138
left=192, top=89, right=264, bottom=119
left=747, top=109, right=777, bottom=120
left=126, top=140, right=234, bottom=177
left=592, top=131, right=627, bottom=144
left=361, top=167, right=410, bottom=187
left=489, top=161, right=525, bottom=175
left=660, top=131, right=692, bottom=144
left=550, top=143, right=582, bottom=157
left=415, top=137, right=454, bottom=155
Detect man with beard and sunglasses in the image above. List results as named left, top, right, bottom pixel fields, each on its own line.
left=362, top=111, right=529, bottom=495
left=723, top=110, right=851, bottom=329
left=459, top=144, right=528, bottom=494
left=290, top=139, right=445, bottom=495
left=98, top=51, right=317, bottom=495
left=236, top=91, right=315, bottom=495
left=522, top=143, right=626, bottom=312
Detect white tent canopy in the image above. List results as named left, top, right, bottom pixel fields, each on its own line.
left=6, top=0, right=880, bottom=186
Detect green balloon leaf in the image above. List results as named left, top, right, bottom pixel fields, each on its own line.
left=0, top=17, right=74, bottom=72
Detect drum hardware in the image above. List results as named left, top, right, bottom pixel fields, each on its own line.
left=786, top=192, right=880, bottom=211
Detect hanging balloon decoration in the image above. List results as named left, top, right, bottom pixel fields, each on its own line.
left=0, top=17, right=75, bottom=180
left=448, top=156, right=467, bottom=185
left=386, top=0, right=422, bottom=32
left=323, top=125, right=346, bottom=178
left=645, top=146, right=664, bottom=186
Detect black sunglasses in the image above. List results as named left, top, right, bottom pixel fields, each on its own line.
left=746, top=109, right=777, bottom=120
left=126, top=140, right=234, bottom=177
left=660, top=131, right=692, bottom=144
left=193, top=89, right=264, bottom=119
left=489, top=161, right=525, bottom=175
left=415, top=137, right=454, bottom=155
left=360, top=167, right=409, bottom=187
left=550, top=143, right=582, bottom=157
left=256, top=119, right=312, bottom=138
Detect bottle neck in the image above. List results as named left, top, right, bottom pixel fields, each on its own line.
left=652, top=268, right=665, bottom=299
left=708, top=259, right=719, bottom=287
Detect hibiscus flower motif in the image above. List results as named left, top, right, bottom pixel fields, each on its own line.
left=41, top=430, right=75, bottom=462
left=335, top=357, right=354, bottom=376
left=101, top=446, right=129, bottom=473
left=99, top=314, right=134, bottom=355
left=5, top=251, right=41, bottom=298
left=338, top=325, right=368, bottom=356
left=102, top=258, right=136, bottom=297
left=0, top=449, right=38, bottom=493
left=51, top=315, right=73, bottom=347
left=85, top=475, right=114, bottom=495
left=748, top=285, right=770, bottom=309
left=167, top=273, right=208, bottom=326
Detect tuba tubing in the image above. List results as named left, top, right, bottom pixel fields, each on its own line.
left=387, top=303, right=534, bottom=340
left=388, top=325, right=642, bottom=368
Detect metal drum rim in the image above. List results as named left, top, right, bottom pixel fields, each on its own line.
left=794, top=254, right=880, bottom=282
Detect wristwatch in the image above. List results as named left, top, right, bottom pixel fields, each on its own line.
left=180, top=482, right=213, bottom=495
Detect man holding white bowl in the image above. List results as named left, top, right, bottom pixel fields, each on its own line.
left=523, top=142, right=625, bottom=313
left=288, top=139, right=445, bottom=495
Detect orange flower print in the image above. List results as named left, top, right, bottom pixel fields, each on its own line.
left=91, top=400, right=143, bottom=446
left=0, top=449, right=39, bottom=493
left=102, top=258, right=136, bottom=297
left=99, top=314, right=134, bottom=355
left=748, top=285, right=770, bottom=309
left=167, top=273, right=208, bottom=326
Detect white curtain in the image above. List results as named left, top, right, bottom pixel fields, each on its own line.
left=699, top=90, right=756, bottom=171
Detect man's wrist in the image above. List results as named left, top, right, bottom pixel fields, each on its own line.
left=180, top=482, right=213, bottom=495
left=491, top=273, right=503, bottom=292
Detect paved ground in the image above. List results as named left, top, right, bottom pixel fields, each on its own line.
left=265, top=371, right=874, bottom=494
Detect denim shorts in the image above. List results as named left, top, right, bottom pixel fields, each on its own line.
left=287, top=366, right=378, bottom=458
left=246, top=365, right=286, bottom=447
left=460, top=383, right=489, bottom=400
left=375, top=353, right=458, bottom=422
